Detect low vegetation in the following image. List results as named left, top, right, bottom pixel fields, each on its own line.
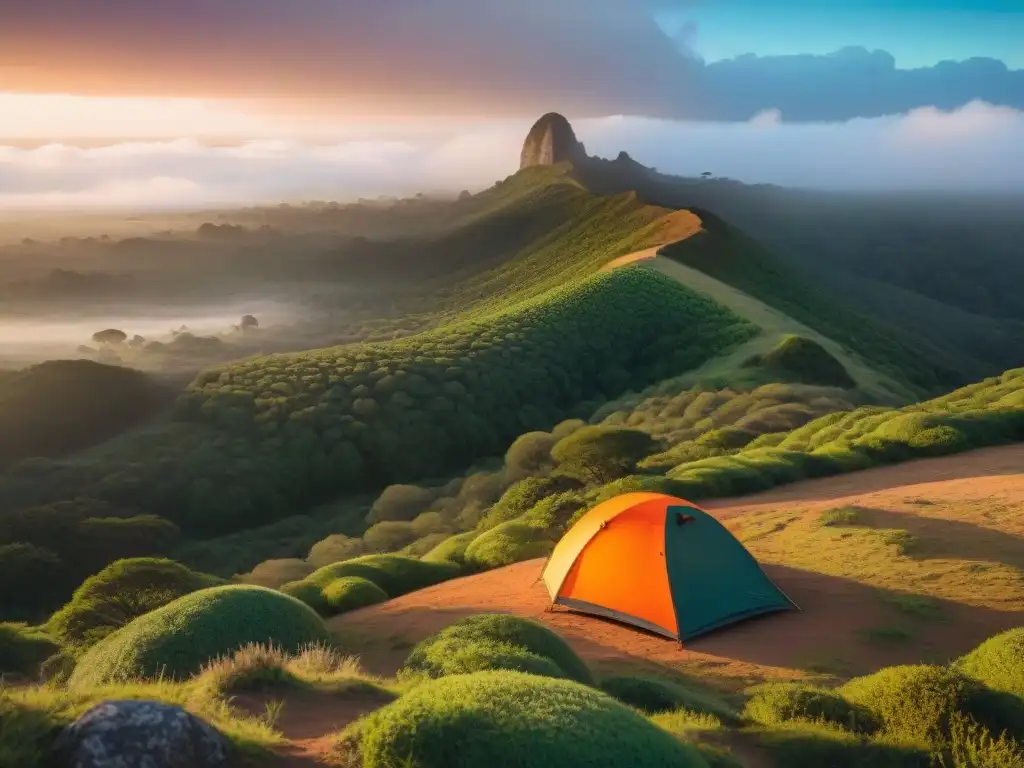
left=956, top=628, right=1024, bottom=699
left=400, top=614, right=593, bottom=685
left=0, top=360, right=165, bottom=471
left=336, top=670, right=710, bottom=768
left=45, top=557, right=223, bottom=655
left=743, top=335, right=855, bottom=389
left=600, top=675, right=739, bottom=722
left=67, top=585, right=331, bottom=687
left=0, top=622, right=60, bottom=678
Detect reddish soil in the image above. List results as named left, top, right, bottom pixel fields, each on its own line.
left=233, top=688, right=392, bottom=767
left=331, top=445, right=1024, bottom=688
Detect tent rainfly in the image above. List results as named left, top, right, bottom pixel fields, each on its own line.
left=541, top=492, right=797, bottom=641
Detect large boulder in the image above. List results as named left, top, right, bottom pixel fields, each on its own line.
left=52, top=700, right=231, bottom=768
left=519, top=113, right=588, bottom=169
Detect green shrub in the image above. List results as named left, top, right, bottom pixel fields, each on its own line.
left=322, top=577, right=388, bottom=615
left=743, top=682, right=878, bottom=733
left=421, top=531, right=479, bottom=565
left=745, top=335, right=856, bottom=388
left=480, top=475, right=582, bottom=530
left=363, top=520, right=419, bottom=553
left=504, top=431, right=557, bottom=475
left=551, top=426, right=658, bottom=484
left=956, top=628, right=1024, bottom=699
left=600, top=675, right=737, bottom=721
left=462, top=521, right=553, bottom=570
left=307, top=534, right=364, bottom=568
left=0, top=688, right=66, bottom=768
left=840, top=665, right=1024, bottom=749
left=522, top=491, right=588, bottom=537
left=45, top=558, right=222, bottom=655
left=279, top=580, right=331, bottom=616
left=0, top=543, right=66, bottom=617
left=401, top=614, right=592, bottom=685
left=367, top=485, right=436, bottom=524
left=400, top=634, right=566, bottom=680
left=67, top=585, right=331, bottom=687
left=753, top=720, right=930, bottom=768
left=303, top=554, right=460, bottom=597
left=239, top=558, right=314, bottom=588
left=343, top=670, right=709, bottom=768
left=0, top=623, right=60, bottom=678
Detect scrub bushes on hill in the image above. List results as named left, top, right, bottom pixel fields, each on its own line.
left=321, top=577, right=388, bottom=614
left=401, top=614, right=592, bottom=685
left=68, top=585, right=330, bottom=687
left=462, top=521, right=553, bottom=570
left=601, top=675, right=738, bottom=721
left=743, top=335, right=855, bottom=389
left=743, top=682, right=878, bottom=733
left=956, top=627, right=1024, bottom=699
left=46, top=558, right=223, bottom=655
left=839, top=664, right=1024, bottom=749
left=339, top=671, right=709, bottom=768
left=0, top=266, right=754, bottom=543
left=302, top=554, right=460, bottom=597
left=0, top=623, right=60, bottom=678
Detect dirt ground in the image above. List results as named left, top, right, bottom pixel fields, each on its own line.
left=331, top=445, right=1024, bottom=689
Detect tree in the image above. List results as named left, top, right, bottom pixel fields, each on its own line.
left=367, top=484, right=435, bottom=524
left=504, top=431, right=557, bottom=475
left=550, top=426, right=656, bottom=484
left=240, top=314, right=259, bottom=332
left=91, top=328, right=127, bottom=345
left=308, top=534, right=364, bottom=568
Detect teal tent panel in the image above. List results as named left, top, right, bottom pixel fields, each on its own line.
left=664, top=505, right=795, bottom=641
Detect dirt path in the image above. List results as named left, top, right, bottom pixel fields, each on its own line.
left=233, top=688, right=392, bottom=767
left=332, top=445, right=1024, bottom=689
left=603, top=245, right=910, bottom=401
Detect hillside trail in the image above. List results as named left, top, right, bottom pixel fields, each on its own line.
left=602, top=243, right=908, bottom=402
left=232, top=687, right=392, bottom=766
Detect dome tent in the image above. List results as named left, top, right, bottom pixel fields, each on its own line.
left=541, top=493, right=797, bottom=641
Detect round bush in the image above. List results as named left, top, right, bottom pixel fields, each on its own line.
left=421, top=531, right=479, bottom=565
left=347, top=670, right=709, bottom=768
left=68, top=585, right=331, bottom=687
left=462, top=521, right=552, bottom=571
left=743, top=682, right=878, bottom=733
left=956, top=627, right=1024, bottom=698
left=601, top=675, right=738, bottom=722
left=46, top=557, right=222, bottom=654
left=279, top=580, right=330, bottom=616
left=402, top=614, right=592, bottom=685
left=304, top=554, right=459, bottom=597
left=840, top=664, right=1024, bottom=748
left=401, top=633, right=566, bottom=680
left=0, top=623, right=60, bottom=677
left=322, top=577, right=388, bottom=615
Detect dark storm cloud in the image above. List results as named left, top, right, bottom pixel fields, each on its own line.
left=0, top=1, right=1020, bottom=120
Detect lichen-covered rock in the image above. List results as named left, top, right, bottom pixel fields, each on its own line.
left=52, top=700, right=231, bottom=768
left=520, top=113, right=587, bottom=169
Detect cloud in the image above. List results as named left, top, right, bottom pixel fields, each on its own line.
left=2, top=2, right=1021, bottom=122
left=0, top=102, right=1021, bottom=211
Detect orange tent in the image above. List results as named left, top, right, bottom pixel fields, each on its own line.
left=541, top=492, right=796, bottom=640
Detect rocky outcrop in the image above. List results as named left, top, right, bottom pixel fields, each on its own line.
left=52, top=700, right=231, bottom=768
left=519, top=112, right=588, bottom=169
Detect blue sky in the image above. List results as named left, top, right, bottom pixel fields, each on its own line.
left=655, top=1, right=1024, bottom=67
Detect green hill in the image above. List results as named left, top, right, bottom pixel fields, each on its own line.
left=0, top=168, right=753, bottom=545
left=0, top=360, right=166, bottom=470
